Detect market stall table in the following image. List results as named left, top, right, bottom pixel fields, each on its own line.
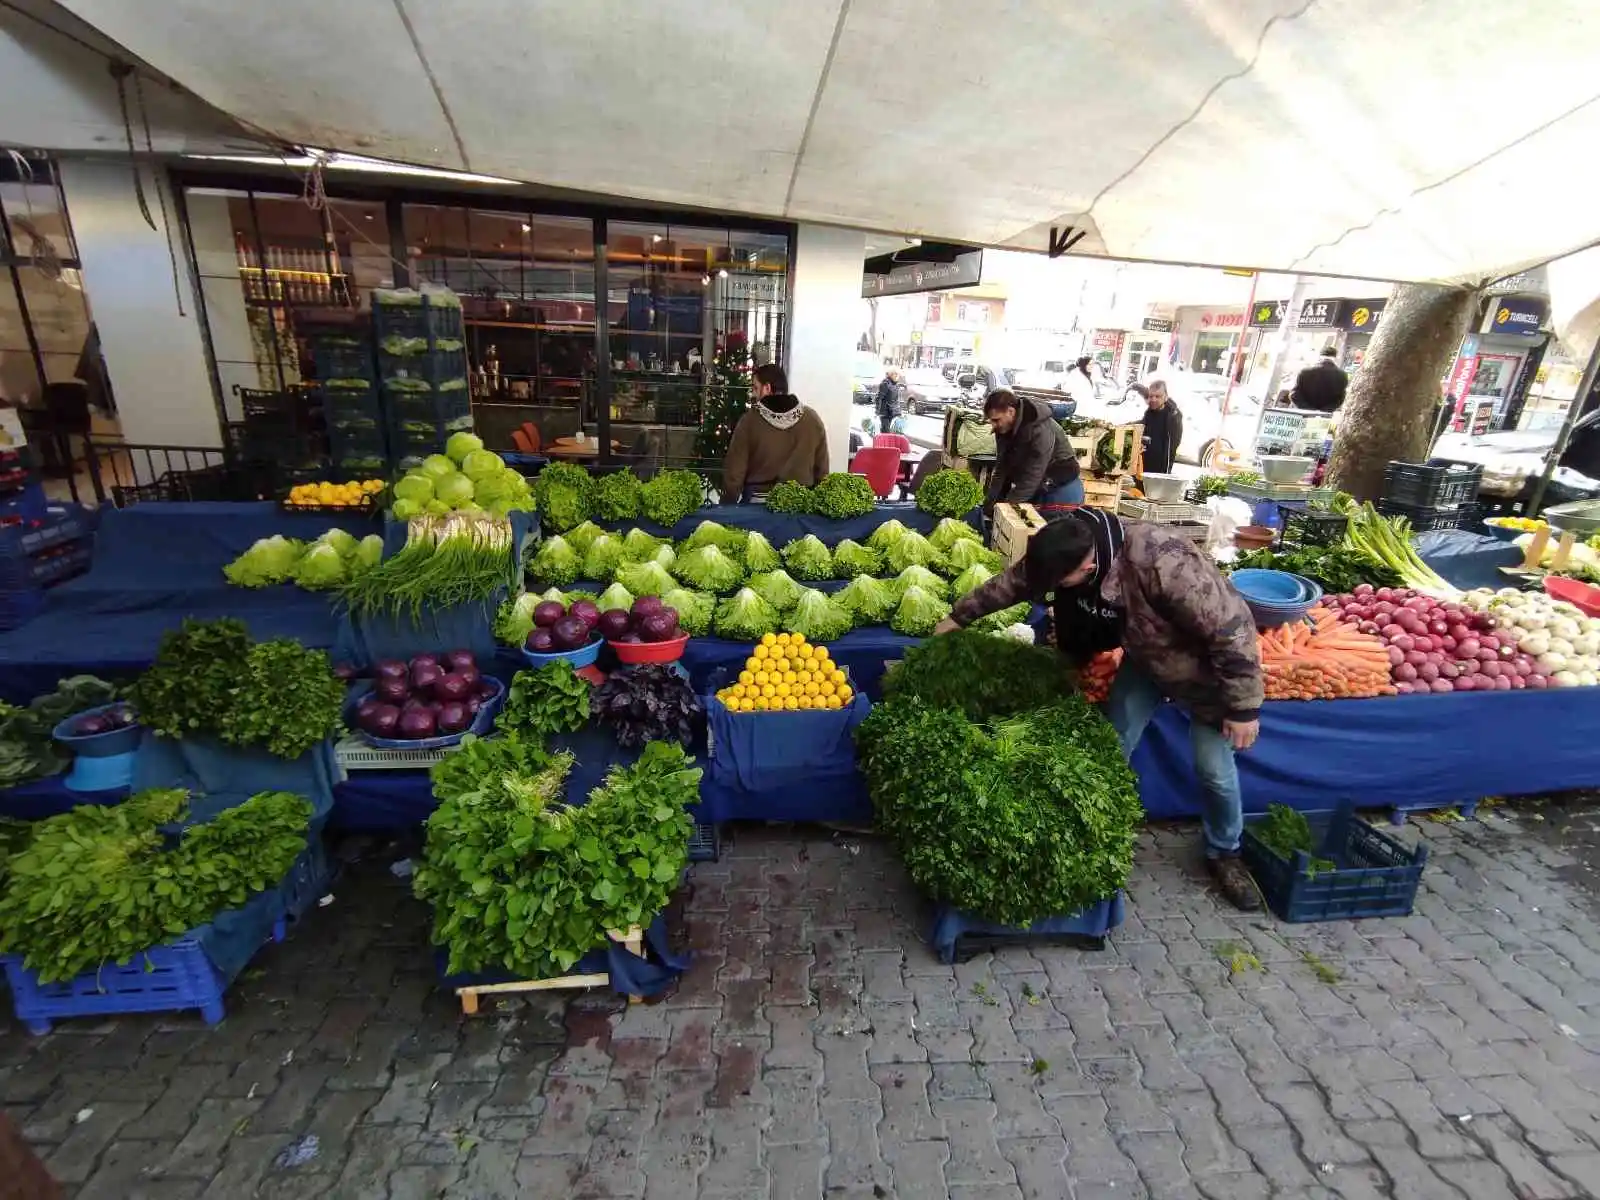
left=544, top=438, right=620, bottom=460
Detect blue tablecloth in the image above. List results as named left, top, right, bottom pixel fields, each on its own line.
left=1416, top=529, right=1521, bottom=592
left=1132, top=686, right=1600, bottom=819
left=685, top=630, right=917, bottom=700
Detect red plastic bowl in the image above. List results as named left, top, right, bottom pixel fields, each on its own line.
left=608, top=633, right=690, bottom=664
left=1544, top=575, right=1600, bottom=618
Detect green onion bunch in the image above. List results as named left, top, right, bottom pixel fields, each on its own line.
left=340, top=515, right=518, bottom=619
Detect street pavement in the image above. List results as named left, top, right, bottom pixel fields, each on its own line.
left=7, top=802, right=1600, bottom=1198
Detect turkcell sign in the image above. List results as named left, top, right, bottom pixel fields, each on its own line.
left=1484, top=296, right=1547, bottom=335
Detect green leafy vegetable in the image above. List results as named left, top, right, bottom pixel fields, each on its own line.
left=713, top=587, right=781, bottom=640
left=621, top=528, right=668, bottom=562
left=223, top=535, right=305, bottom=587
left=428, top=731, right=552, bottom=806
left=640, top=470, right=706, bottom=526
left=951, top=563, right=995, bottom=597
left=533, top=462, right=593, bottom=532
left=834, top=575, right=897, bottom=625
left=890, top=584, right=951, bottom=637
left=351, top=534, right=383, bottom=577
left=676, top=544, right=744, bottom=592
left=597, top=581, right=635, bottom=614
left=782, top=534, right=833, bottom=582
left=614, top=559, right=678, bottom=597
left=765, top=481, right=815, bottom=514
left=856, top=696, right=1140, bottom=925
left=130, top=619, right=252, bottom=741
left=866, top=519, right=909, bottom=552
left=942, top=538, right=1003, bottom=577
left=681, top=520, right=748, bottom=558
left=0, top=676, right=120, bottom=788
left=494, top=592, right=541, bottom=647
left=928, top=517, right=982, bottom=552
left=812, top=472, right=877, bottom=519
left=289, top=543, right=348, bottom=590
left=530, top=535, right=581, bottom=585
left=891, top=564, right=949, bottom=601
left=564, top=520, right=608, bottom=556
left=581, top=533, right=625, bottom=584
left=415, top=741, right=701, bottom=979
left=884, top=529, right=945, bottom=575
left=660, top=588, right=716, bottom=636
left=592, top=470, right=643, bottom=520
left=917, top=468, right=984, bottom=518
left=747, top=569, right=805, bottom=613
left=742, top=531, right=782, bottom=574
left=783, top=588, right=855, bottom=643
left=1231, top=544, right=1401, bottom=595
left=972, top=601, right=1033, bottom=633
left=1249, top=803, right=1335, bottom=876
left=885, top=629, right=1072, bottom=720
left=498, top=661, right=592, bottom=739
left=831, top=539, right=883, bottom=579
left=339, top=515, right=517, bottom=620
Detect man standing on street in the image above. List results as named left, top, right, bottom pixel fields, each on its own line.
left=1139, top=380, right=1184, bottom=473
left=875, top=368, right=904, bottom=434
left=1292, top=347, right=1349, bottom=413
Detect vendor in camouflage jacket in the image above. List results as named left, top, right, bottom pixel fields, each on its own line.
left=937, top=508, right=1265, bottom=910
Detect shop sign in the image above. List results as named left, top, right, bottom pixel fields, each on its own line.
left=1092, top=329, right=1123, bottom=349
left=1446, top=354, right=1481, bottom=410
left=1296, top=298, right=1339, bottom=330
left=1257, top=410, right=1307, bottom=447
left=1338, top=298, right=1387, bottom=331
left=1484, top=296, right=1547, bottom=335
left=1248, top=300, right=1285, bottom=328
left=722, top=273, right=783, bottom=303
left=926, top=295, right=942, bottom=324
left=1470, top=401, right=1496, bottom=435
left=1198, top=310, right=1246, bottom=329
left=1140, top=317, right=1173, bottom=332
left=862, top=249, right=983, bottom=297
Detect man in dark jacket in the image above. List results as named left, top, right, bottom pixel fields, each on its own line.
left=1139, top=380, right=1184, bottom=473
left=983, top=388, right=1081, bottom=507
left=874, top=369, right=904, bottom=433
left=1291, top=348, right=1349, bottom=413
left=934, top=511, right=1265, bottom=910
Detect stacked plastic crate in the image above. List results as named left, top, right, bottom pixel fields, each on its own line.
left=1378, top=460, right=1484, bottom=532
left=1, top=446, right=98, bottom=630
left=311, top=327, right=388, bottom=476
left=232, top=384, right=330, bottom=486
left=374, top=291, right=472, bottom=469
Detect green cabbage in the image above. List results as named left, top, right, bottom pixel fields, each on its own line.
left=831, top=539, right=882, bottom=579
left=782, top=535, right=833, bottom=581
left=391, top=498, right=422, bottom=521
left=434, top=471, right=475, bottom=508
left=929, top=517, right=982, bottom=552
left=943, top=538, right=1003, bottom=576
left=419, top=454, right=456, bottom=479
left=676, top=544, right=744, bottom=592
left=581, top=534, right=625, bottom=583
left=351, top=534, right=384, bottom=576
left=891, top=584, right=952, bottom=637
left=223, top=535, right=305, bottom=587
left=614, top=559, right=677, bottom=597
left=884, top=529, right=945, bottom=574
left=564, top=520, right=607, bottom=556
left=713, top=588, right=780, bottom=641
left=661, top=588, right=716, bottom=637
left=291, top=543, right=348, bottom=590
left=392, top=473, right=435, bottom=504
left=593, top=470, right=642, bottom=520
left=783, top=588, right=855, bottom=643
left=812, top=472, right=878, bottom=520
left=529, top=535, right=581, bottom=585
left=461, top=448, right=505, bottom=481
left=835, top=574, right=897, bottom=624
left=892, top=565, right=949, bottom=601
left=866, top=519, right=909, bottom=552
left=596, top=582, right=635, bottom=614
left=640, top=470, right=705, bottom=526
left=445, top=431, right=485, bottom=464
left=621, top=528, right=668, bottom=562
left=315, top=527, right=359, bottom=558
left=743, top=531, right=782, bottom=574
left=747, top=569, right=805, bottom=612
left=951, top=563, right=995, bottom=597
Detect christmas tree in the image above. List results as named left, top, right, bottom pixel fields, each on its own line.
left=696, top=330, right=752, bottom=472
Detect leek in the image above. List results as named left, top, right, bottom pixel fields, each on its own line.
left=1343, top=503, right=1458, bottom=598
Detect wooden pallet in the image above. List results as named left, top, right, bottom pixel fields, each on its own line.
left=455, top=926, right=646, bottom=1014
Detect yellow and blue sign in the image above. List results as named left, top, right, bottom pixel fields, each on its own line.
left=1487, top=296, right=1547, bottom=335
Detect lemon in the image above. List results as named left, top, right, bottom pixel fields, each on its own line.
left=783, top=696, right=799, bottom=711
left=819, top=681, right=835, bottom=697
left=754, top=671, right=769, bottom=686
left=754, top=697, right=770, bottom=711
left=838, top=685, right=854, bottom=703
left=797, top=671, right=812, bottom=685
left=738, top=670, right=754, bottom=685
left=826, top=695, right=842, bottom=709
left=753, top=645, right=769, bottom=660
left=761, top=632, right=778, bottom=646
left=812, top=647, right=830, bottom=663
left=761, top=684, right=776, bottom=699
left=775, top=683, right=791, bottom=699
left=804, top=682, right=819, bottom=697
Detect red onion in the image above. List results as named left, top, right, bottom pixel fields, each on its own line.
left=375, top=659, right=409, bottom=681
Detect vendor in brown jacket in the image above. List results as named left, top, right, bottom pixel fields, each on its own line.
left=935, top=509, right=1266, bottom=910
left=722, top=364, right=830, bottom=502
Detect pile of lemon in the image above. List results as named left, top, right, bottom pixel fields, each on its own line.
left=1485, top=515, right=1549, bottom=533
left=715, top=632, right=854, bottom=712
left=287, top=479, right=385, bottom=508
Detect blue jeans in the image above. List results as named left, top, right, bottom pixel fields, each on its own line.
left=1104, top=662, right=1244, bottom=857
left=1038, top=477, right=1086, bottom=506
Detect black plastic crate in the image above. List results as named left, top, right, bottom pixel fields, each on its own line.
left=327, top=426, right=390, bottom=475
left=1242, top=808, right=1427, bottom=922
left=373, top=295, right=464, bottom=342
left=311, top=341, right=376, bottom=385
left=380, top=348, right=469, bottom=390
left=1381, top=460, right=1482, bottom=510
left=322, top=383, right=384, bottom=432
left=237, top=386, right=323, bottom=429
left=1279, top=503, right=1350, bottom=549
left=1376, top=500, right=1470, bottom=532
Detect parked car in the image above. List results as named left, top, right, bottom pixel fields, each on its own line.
left=903, top=367, right=964, bottom=415
left=1432, top=411, right=1600, bottom=498
left=852, top=351, right=886, bottom=406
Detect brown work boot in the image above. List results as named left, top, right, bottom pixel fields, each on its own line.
left=1207, top=853, right=1262, bottom=912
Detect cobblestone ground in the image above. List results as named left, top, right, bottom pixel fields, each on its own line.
left=7, top=803, right=1600, bottom=1199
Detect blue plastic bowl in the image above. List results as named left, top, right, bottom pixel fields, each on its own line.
left=52, top=702, right=142, bottom=758
left=1480, top=519, right=1524, bottom=543
left=65, top=749, right=136, bottom=792
left=1230, top=569, right=1315, bottom=604
left=521, top=638, right=603, bottom=669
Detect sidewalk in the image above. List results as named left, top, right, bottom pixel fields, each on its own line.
left=6, top=804, right=1600, bottom=1198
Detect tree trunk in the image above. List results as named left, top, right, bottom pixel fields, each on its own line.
left=1325, top=283, right=1479, bottom=502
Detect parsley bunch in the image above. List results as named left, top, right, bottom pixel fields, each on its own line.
left=497, top=662, right=592, bottom=739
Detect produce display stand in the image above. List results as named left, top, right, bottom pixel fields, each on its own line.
left=928, top=894, right=1126, bottom=963
left=453, top=925, right=647, bottom=1013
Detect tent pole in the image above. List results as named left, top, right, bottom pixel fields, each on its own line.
left=1526, top=335, right=1600, bottom=515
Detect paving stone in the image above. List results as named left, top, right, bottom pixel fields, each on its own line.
left=872, top=1063, right=945, bottom=1147
left=767, top=1139, right=826, bottom=1200
left=821, top=1098, right=890, bottom=1194
left=1472, top=1114, right=1583, bottom=1199
left=40, top=1100, right=151, bottom=1186
left=161, top=1097, right=263, bottom=1178
left=764, top=1066, right=822, bottom=1146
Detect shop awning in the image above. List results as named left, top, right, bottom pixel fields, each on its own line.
left=50, top=0, right=1600, bottom=286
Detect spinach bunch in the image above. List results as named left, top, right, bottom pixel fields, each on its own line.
left=416, top=741, right=700, bottom=978
left=497, top=662, right=592, bottom=739
left=130, top=619, right=251, bottom=740
left=429, top=732, right=553, bottom=805
left=0, top=788, right=310, bottom=982
left=1231, top=545, right=1401, bottom=595
left=856, top=696, right=1141, bottom=926
left=1250, top=803, right=1335, bottom=875
left=0, top=675, right=120, bottom=787
left=883, top=629, right=1075, bottom=721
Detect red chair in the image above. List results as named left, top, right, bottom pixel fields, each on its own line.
left=850, top=447, right=900, bottom=499
left=519, top=422, right=543, bottom=452
left=873, top=432, right=912, bottom=455
left=511, top=428, right=536, bottom=453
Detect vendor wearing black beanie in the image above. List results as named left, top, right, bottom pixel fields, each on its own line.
left=936, top=509, right=1265, bottom=910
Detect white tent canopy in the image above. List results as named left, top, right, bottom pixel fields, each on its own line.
left=52, top=0, right=1600, bottom=286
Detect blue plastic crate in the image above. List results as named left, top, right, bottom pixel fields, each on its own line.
left=0, top=504, right=98, bottom=558
left=0, top=539, right=92, bottom=589
left=688, top=821, right=720, bottom=862
left=0, top=482, right=48, bottom=523
left=374, top=295, right=464, bottom=342
left=1242, top=808, right=1427, bottom=923
left=929, top=893, right=1125, bottom=963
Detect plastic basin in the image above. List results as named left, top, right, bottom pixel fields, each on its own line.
left=52, top=702, right=142, bottom=758
left=1480, top=519, right=1526, bottom=543
left=1544, top=575, right=1600, bottom=618
left=609, top=633, right=690, bottom=664
left=1140, top=473, right=1186, bottom=503
left=1231, top=569, right=1315, bottom=604
left=1258, top=455, right=1313, bottom=484
left=521, top=638, right=603, bottom=669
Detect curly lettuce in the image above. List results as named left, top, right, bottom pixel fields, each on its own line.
left=831, top=539, right=883, bottom=579
left=835, top=574, right=898, bottom=624
left=884, top=529, right=945, bottom=575
left=929, top=517, right=983, bottom=553
left=891, top=584, right=952, bottom=637
left=614, top=559, right=677, bottom=597
left=529, top=535, right=581, bottom=585
left=783, top=588, right=855, bottom=643
left=866, top=519, right=909, bottom=552
left=713, top=588, right=781, bottom=641
left=892, top=565, right=949, bottom=601
left=660, top=588, right=716, bottom=637
left=782, top=535, right=833, bottom=582
left=743, top=531, right=782, bottom=574
left=223, top=535, right=305, bottom=587
left=747, top=569, right=805, bottom=613
left=676, top=544, right=744, bottom=592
